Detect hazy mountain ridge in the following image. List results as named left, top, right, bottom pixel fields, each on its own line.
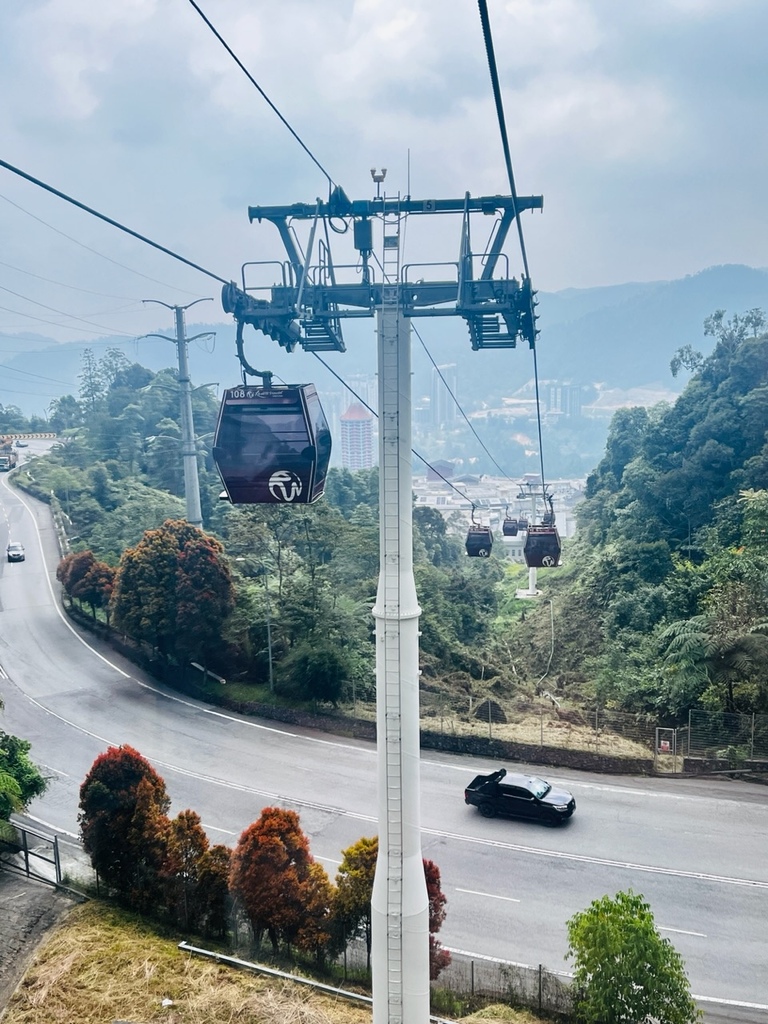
left=4, top=263, right=768, bottom=416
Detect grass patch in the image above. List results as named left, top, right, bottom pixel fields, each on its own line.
left=4, top=902, right=554, bottom=1024
left=4, top=902, right=369, bottom=1024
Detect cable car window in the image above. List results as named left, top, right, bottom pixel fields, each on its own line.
left=304, top=388, right=332, bottom=491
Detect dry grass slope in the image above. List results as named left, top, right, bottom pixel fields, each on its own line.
left=3, top=901, right=549, bottom=1024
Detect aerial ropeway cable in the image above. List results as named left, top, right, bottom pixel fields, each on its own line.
left=474, top=0, right=561, bottom=568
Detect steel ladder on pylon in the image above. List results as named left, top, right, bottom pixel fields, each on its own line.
left=380, top=196, right=405, bottom=1023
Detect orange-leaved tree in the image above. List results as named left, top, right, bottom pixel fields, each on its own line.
left=79, top=745, right=170, bottom=907
left=229, top=807, right=333, bottom=955
left=111, top=519, right=235, bottom=666
left=332, top=836, right=450, bottom=979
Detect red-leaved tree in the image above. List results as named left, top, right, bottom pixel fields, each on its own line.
left=78, top=745, right=170, bottom=907
left=424, top=857, right=451, bottom=980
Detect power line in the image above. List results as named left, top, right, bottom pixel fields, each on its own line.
left=0, top=302, right=134, bottom=338
left=0, top=283, right=142, bottom=335
left=0, top=257, right=142, bottom=301
left=0, top=160, right=229, bottom=287
left=185, top=0, right=336, bottom=192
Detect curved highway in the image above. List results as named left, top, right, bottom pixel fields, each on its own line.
left=1, top=467, right=767, bottom=1013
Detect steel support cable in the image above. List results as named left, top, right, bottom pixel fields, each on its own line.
left=412, top=322, right=513, bottom=481
left=311, top=351, right=477, bottom=506
left=477, top=0, right=548, bottom=504
left=0, top=158, right=229, bottom=287
left=185, top=0, right=336, bottom=193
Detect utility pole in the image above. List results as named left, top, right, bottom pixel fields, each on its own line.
left=143, top=297, right=213, bottom=529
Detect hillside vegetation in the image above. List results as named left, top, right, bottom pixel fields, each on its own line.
left=9, top=315, right=768, bottom=726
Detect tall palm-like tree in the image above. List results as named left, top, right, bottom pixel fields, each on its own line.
left=660, top=582, right=768, bottom=712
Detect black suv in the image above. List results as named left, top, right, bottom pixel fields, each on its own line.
left=465, top=768, right=576, bottom=824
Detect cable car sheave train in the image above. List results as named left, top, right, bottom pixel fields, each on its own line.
left=212, top=383, right=332, bottom=504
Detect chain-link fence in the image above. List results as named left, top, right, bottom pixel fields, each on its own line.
left=416, top=692, right=656, bottom=762
left=687, top=708, right=768, bottom=762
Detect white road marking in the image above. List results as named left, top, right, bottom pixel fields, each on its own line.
left=201, top=823, right=236, bottom=836
left=456, top=887, right=520, bottom=903
left=659, top=926, right=707, bottom=937
left=422, top=827, right=768, bottom=889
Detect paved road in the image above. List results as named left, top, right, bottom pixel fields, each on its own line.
left=1, top=473, right=767, bottom=1017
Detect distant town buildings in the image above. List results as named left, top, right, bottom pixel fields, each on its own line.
left=340, top=403, right=374, bottom=470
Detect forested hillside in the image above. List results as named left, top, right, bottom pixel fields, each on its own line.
left=503, top=309, right=768, bottom=722
left=10, top=319, right=768, bottom=726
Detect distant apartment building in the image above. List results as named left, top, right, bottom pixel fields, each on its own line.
left=545, top=383, right=582, bottom=418
left=340, top=403, right=374, bottom=470
left=431, top=364, right=458, bottom=428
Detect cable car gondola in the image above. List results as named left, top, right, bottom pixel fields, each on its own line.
left=502, top=507, right=519, bottom=537
left=465, top=507, right=493, bottom=557
left=466, top=525, right=493, bottom=557
left=212, top=383, right=332, bottom=504
left=523, top=523, right=561, bottom=568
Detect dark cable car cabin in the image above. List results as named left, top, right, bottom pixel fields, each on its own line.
left=502, top=516, right=518, bottom=537
left=213, top=384, right=331, bottom=504
left=466, top=525, right=493, bottom=557
left=523, top=524, right=562, bottom=568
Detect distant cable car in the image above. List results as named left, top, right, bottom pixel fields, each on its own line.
left=466, top=525, right=493, bottom=557
left=523, top=524, right=562, bottom=568
left=213, top=383, right=331, bottom=504
left=517, top=515, right=529, bottom=532
left=502, top=512, right=518, bottom=537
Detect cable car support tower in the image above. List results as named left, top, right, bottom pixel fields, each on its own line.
left=221, top=179, right=542, bottom=1024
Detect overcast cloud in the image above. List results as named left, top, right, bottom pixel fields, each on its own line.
left=1, top=0, right=767, bottom=356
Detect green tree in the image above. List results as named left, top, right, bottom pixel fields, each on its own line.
left=660, top=581, right=768, bottom=713
left=0, top=731, right=48, bottom=841
left=334, top=835, right=378, bottom=968
left=275, top=636, right=352, bottom=704
left=196, top=843, right=232, bottom=939
left=566, top=890, right=700, bottom=1024
left=78, top=745, right=170, bottom=905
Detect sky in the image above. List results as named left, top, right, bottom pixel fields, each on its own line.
left=2, top=0, right=768, bottom=363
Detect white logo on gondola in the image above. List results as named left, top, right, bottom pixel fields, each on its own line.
left=541, top=555, right=557, bottom=567
left=269, top=470, right=303, bottom=502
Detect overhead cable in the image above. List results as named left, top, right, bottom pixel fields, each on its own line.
left=0, top=191, right=202, bottom=295
left=0, top=159, right=229, bottom=287
left=412, top=323, right=513, bottom=481
left=312, top=351, right=477, bottom=507
left=477, top=0, right=548, bottom=501
left=185, top=0, right=336, bottom=192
